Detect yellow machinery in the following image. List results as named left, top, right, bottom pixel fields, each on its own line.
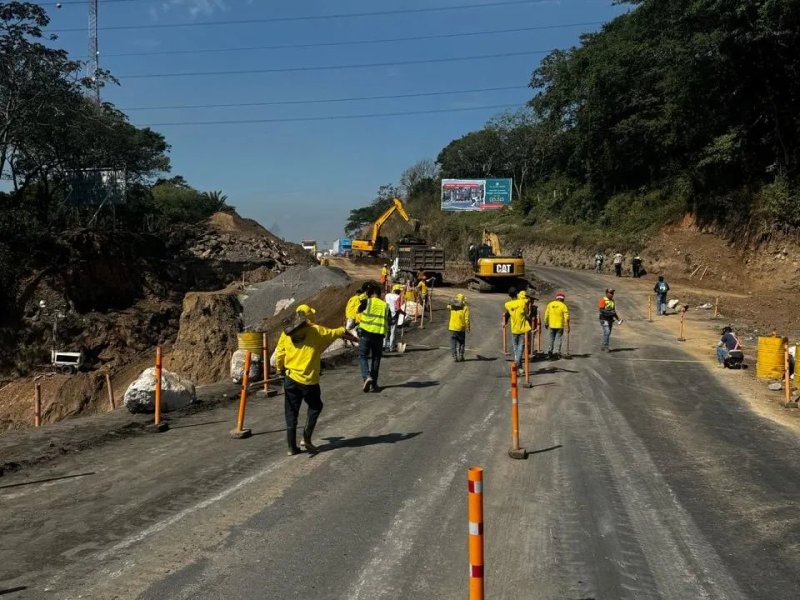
left=469, top=230, right=527, bottom=292
left=352, top=198, right=414, bottom=254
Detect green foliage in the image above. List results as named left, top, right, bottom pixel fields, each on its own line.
left=344, top=184, right=400, bottom=237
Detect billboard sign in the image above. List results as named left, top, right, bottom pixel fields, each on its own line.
left=440, top=178, right=512, bottom=211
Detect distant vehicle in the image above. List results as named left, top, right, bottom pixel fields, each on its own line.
left=352, top=198, right=419, bottom=255
left=332, top=238, right=352, bottom=256
left=300, top=240, right=317, bottom=255
left=51, top=350, right=83, bottom=374
left=392, top=235, right=446, bottom=285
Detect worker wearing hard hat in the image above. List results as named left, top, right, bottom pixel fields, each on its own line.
left=543, top=291, right=570, bottom=359
left=504, top=289, right=533, bottom=368
left=380, top=264, right=389, bottom=293
left=447, top=292, right=470, bottom=362
left=276, top=304, right=357, bottom=456
left=383, top=283, right=403, bottom=352
left=344, top=283, right=368, bottom=338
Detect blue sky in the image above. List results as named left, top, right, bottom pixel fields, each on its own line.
left=44, top=0, right=627, bottom=245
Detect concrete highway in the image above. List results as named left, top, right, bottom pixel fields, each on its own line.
left=1, top=267, right=798, bottom=599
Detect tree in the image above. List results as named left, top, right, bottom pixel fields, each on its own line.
left=400, top=159, right=439, bottom=198
left=345, top=184, right=400, bottom=237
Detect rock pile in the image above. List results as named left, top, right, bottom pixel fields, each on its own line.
left=188, top=231, right=297, bottom=265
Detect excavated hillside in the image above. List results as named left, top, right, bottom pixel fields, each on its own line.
left=0, top=211, right=314, bottom=430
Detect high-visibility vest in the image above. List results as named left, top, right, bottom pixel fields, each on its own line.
left=359, top=298, right=388, bottom=335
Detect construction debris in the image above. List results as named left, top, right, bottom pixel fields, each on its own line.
left=123, top=367, right=197, bottom=413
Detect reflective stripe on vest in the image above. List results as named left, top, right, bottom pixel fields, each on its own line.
left=360, top=298, right=387, bottom=335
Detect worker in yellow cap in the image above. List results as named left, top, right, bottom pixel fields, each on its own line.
left=384, top=283, right=403, bottom=352
left=504, top=289, right=532, bottom=368
left=543, top=291, right=570, bottom=359
left=380, top=264, right=389, bottom=294
left=275, top=304, right=357, bottom=456
left=447, top=292, right=470, bottom=362
left=344, top=282, right=368, bottom=341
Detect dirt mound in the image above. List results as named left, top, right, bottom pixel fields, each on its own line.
left=168, top=291, right=243, bottom=385
left=242, top=266, right=351, bottom=330
left=264, top=281, right=362, bottom=332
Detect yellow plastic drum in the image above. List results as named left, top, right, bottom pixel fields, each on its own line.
left=756, top=336, right=787, bottom=380
left=237, top=332, right=263, bottom=353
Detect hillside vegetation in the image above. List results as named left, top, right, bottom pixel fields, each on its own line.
left=348, top=0, right=800, bottom=255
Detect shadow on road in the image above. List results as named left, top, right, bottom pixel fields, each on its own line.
left=381, top=380, right=439, bottom=390
left=321, top=432, right=422, bottom=451
left=609, top=347, right=638, bottom=353
left=169, top=419, right=228, bottom=430
left=251, top=427, right=289, bottom=437
left=528, top=444, right=563, bottom=455
left=401, top=346, right=439, bottom=353
left=563, top=353, right=592, bottom=359
left=467, top=355, right=498, bottom=362
left=534, top=367, right=579, bottom=375
left=0, top=587, right=27, bottom=596
left=0, top=472, right=94, bottom=490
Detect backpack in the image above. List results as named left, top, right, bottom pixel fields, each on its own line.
left=657, top=282, right=667, bottom=293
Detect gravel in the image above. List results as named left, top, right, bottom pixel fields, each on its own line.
left=241, top=266, right=351, bottom=329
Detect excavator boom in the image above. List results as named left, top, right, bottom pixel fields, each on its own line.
left=352, top=197, right=412, bottom=254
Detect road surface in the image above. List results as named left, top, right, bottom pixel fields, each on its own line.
left=1, top=267, right=798, bottom=599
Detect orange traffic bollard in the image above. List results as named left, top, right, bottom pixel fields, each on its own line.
left=714, top=296, right=719, bottom=319
left=523, top=332, right=531, bottom=388
left=648, top=295, right=653, bottom=322
left=147, top=345, right=169, bottom=432
left=508, top=363, right=527, bottom=459
left=502, top=318, right=509, bottom=355
left=468, top=466, right=485, bottom=600
left=677, top=309, right=686, bottom=342
left=783, top=343, right=797, bottom=408
left=536, top=326, right=542, bottom=353
left=231, top=351, right=253, bottom=438
left=105, top=372, right=115, bottom=410
left=258, top=334, right=278, bottom=398
left=34, top=383, right=42, bottom=427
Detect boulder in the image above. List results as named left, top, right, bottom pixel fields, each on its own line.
left=230, top=349, right=262, bottom=383
left=123, top=367, right=197, bottom=414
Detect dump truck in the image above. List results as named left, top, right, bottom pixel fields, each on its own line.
left=392, top=236, right=446, bottom=285
left=332, top=238, right=352, bottom=256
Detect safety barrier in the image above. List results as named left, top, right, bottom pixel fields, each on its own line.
left=757, top=335, right=786, bottom=379
left=502, top=317, right=509, bottom=355
left=33, top=383, right=42, bottom=427
left=146, top=345, right=169, bottom=432
left=105, top=373, right=115, bottom=410
left=508, top=363, right=527, bottom=460
left=231, top=351, right=253, bottom=438
left=523, top=333, right=531, bottom=388
left=238, top=331, right=262, bottom=353
left=468, top=466, right=484, bottom=600
left=677, top=308, right=687, bottom=342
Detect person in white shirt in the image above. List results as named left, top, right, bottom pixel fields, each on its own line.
left=383, top=284, right=403, bottom=352
left=613, top=252, right=624, bottom=277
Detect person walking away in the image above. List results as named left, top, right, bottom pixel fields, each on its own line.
left=632, top=254, right=643, bottom=278
left=613, top=252, right=624, bottom=277
left=447, top=293, right=470, bottom=362
left=543, top=291, right=570, bottom=359
left=716, top=326, right=742, bottom=368
left=380, top=264, right=390, bottom=294
left=654, top=276, right=670, bottom=315
left=598, top=288, right=621, bottom=351
left=594, top=251, right=604, bottom=272
left=384, top=283, right=403, bottom=352
left=416, top=274, right=429, bottom=315
left=344, top=283, right=368, bottom=341
left=504, top=290, right=532, bottom=368
left=358, top=282, right=390, bottom=392
left=275, top=304, right=358, bottom=456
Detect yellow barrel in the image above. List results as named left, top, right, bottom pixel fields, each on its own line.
left=756, top=336, right=787, bottom=380
left=237, top=332, right=263, bottom=353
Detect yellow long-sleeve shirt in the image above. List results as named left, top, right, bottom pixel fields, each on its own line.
left=275, top=323, right=345, bottom=385
left=544, top=300, right=570, bottom=329
left=504, top=298, right=531, bottom=335
left=448, top=303, right=470, bottom=332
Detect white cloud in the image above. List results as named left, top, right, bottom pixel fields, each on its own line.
left=160, top=0, right=230, bottom=18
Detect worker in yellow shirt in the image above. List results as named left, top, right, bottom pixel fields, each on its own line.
left=447, top=293, right=470, bottom=362
left=276, top=304, right=357, bottom=456
left=344, top=283, right=368, bottom=340
left=504, top=288, right=532, bottom=369
left=380, top=264, right=389, bottom=293
left=357, top=282, right=390, bottom=392
left=416, top=275, right=429, bottom=309
left=543, top=291, right=570, bottom=359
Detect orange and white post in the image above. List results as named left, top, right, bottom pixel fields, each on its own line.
left=147, top=345, right=169, bottom=432
left=262, top=333, right=269, bottom=392
left=648, top=295, right=653, bottom=322
left=677, top=308, right=687, bottom=342
left=231, top=351, right=253, bottom=438
left=508, top=363, right=527, bottom=459
left=523, top=332, right=531, bottom=388
left=783, top=342, right=794, bottom=407
left=33, top=382, right=42, bottom=427
left=467, top=466, right=484, bottom=600
left=501, top=316, right=508, bottom=355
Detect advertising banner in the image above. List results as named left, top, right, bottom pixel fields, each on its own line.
left=440, top=178, right=512, bottom=211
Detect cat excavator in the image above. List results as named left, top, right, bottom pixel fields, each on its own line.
left=469, top=230, right=528, bottom=292
left=352, top=197, right=418, bottom=254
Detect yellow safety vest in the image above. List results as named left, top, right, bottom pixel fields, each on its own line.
left=359, top=298, right=388, bottom=335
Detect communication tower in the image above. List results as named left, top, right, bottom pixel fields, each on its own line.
left=88, top=0, right=99, bottom=103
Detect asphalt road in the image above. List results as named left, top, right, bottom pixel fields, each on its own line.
left=1, top=267, right=798, bottom=599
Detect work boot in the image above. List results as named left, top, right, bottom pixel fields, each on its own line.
left=300, top=436, right=319, bottom=454
left=287, top=446, right=301, bottom=456
left=363, top=377, right=373, bottom=392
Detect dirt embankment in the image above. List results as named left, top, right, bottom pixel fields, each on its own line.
left=0, top=211, right=314, bottom=431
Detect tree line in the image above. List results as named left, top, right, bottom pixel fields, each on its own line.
left=349, top=0, right=800, bottom=244
left=0, top=3, right=229, bottom=319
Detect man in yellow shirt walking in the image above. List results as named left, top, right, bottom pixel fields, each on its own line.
left=543, top=291, right=570, bottom=359
left=447, top=293, right=470, bottom=362
left=276, top=304, right=357, bottom=456
left=504, top=288, right=532, bottom=369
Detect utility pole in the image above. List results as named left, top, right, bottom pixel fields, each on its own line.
left=88, top=0, right=100, bottom=104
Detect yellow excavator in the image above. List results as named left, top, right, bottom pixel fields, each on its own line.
left=352, top=197, right=417, bottom=254
left=469, top=230, right=527, bottom=292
